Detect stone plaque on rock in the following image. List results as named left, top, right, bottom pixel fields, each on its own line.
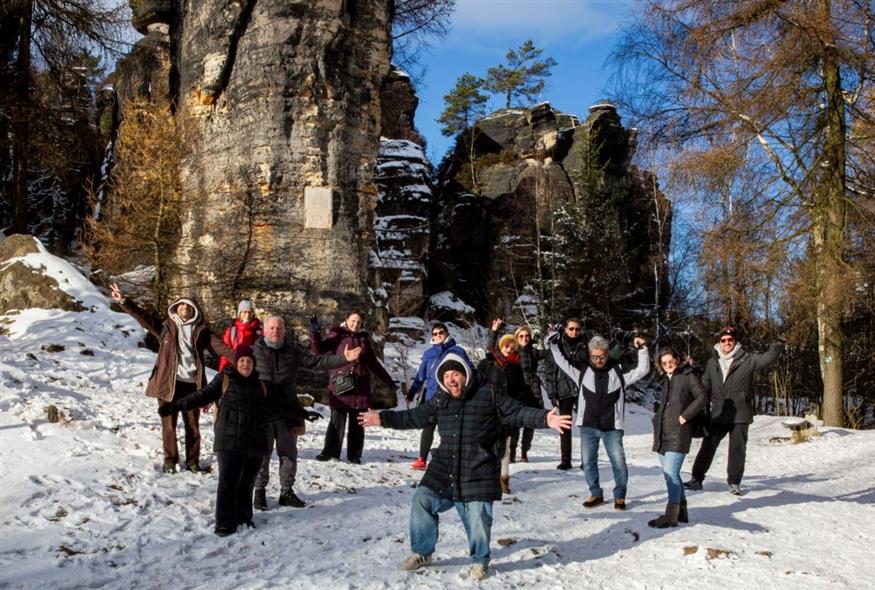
left=305, top=187, right=334, bottom=229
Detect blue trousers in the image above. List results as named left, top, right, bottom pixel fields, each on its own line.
left=657, top=451, right=687, bottom=504
left=579, top=427, right=628, bottom=500
left=409, top=486, right=493, bottom=564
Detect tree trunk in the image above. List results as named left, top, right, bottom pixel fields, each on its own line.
left=815, top=0, right=847, bottom=427
left=11, top=0, right=32, bottom=234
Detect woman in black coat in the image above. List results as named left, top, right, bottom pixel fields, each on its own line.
left=159, top=346, right=319, bottom=536
left=649, top=346, right=708, bottom=529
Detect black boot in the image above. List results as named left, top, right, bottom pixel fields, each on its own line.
left=678, top=499, right=688, bottom=523
left=648, top=503, right=680, bottom=528
left=279, top=488, right=306, bottom=508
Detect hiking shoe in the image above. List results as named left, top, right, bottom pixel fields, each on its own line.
left=400, top=553, right=432, bottom=571
left=465, top=563, right=489, bottom=581
left=279, top=489, right=306, bottom=507
left=520, top=450, right=529, bottom=463
left=315, top=453, right=332, bottom=461
left=583, top=495, right=605, bottom=508
left=162, top=462, right=177, bottom=474
left=214, top=526, right=236, bottom=537
left=728, top=484, right=743, bottom=496
left=253, top=489, right=267, bottom=511
left=411, top=457, right=427, bottom=470
left=185, top=463, right=203, bottom=474
left=683, top=478, right=703, bottom=491
left=614, top=498, right=626, bottom=511
left=348, top=457, right=362, bottom=465
left=556, top=461, right=572, bottom=470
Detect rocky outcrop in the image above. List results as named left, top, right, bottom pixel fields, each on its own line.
left=370, top=139, right=432, bottom=339
left=431, top=102, right=670, bottom=332
left=380, top=67, right=425, bottom=146
left=0, top=235, right=85, bottom=317
left=168, top=0, right=393, bottom=330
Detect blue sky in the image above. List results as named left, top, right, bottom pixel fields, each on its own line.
left=407, top=0, right=634, bottom=163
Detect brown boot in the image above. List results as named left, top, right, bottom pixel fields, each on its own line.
left=500, top=475, right=511, bottom=494
left=648, top=503, right=680, bottom=528
left=678, top=499, right=688, bottom=523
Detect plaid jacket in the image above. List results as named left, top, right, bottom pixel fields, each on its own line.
left=380, top=374, right=549, bottom=502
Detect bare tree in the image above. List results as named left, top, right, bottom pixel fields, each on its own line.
left=391, top=0, right=455, bottom=82
left=610, top=0, right=875, bottom=426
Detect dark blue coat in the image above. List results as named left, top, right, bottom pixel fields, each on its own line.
left=408, top=338, right=472, bottom=403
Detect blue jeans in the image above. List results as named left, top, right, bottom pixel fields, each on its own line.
left=579, top=427, right=628, bottom=500
left=657, top=451, right=687, bottom=504
left=409, top=486, right=493, bottom=564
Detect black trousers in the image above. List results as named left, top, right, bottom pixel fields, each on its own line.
left=690, top=422, right=750, bottom=485
left=509, top=427, right=534, bottom=453
left=321, top=409, right=364, bottom=461
left=418, top=423, right=436, bottom=459
left=558, top=397, right=576, bottom=464
left=215, top=451, right=264, bottom=532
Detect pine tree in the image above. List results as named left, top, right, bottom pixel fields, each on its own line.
left=437, top=73, right=487, bottom=191
left=483, top=39, right=557, bottom=109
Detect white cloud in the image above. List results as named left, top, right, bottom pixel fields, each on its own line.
left=451, top=0, right=630, bottom=43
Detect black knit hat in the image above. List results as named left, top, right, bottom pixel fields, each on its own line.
left=717, top=326, right=738, bottom=340
left=435, top=352, right=471, bottom=393
left=234, top=345, right=256, bottom=365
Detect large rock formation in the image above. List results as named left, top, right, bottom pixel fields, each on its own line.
left=430, top=102, right=670, bottom=333
left=169, top=1, right=392, bottom=328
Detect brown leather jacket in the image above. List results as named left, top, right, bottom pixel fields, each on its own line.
left=120, top=297, right=234, bottom=402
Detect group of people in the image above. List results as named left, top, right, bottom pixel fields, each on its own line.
left=111, top=284, right=784, bottom=579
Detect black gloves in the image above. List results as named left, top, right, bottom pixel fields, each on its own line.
left=158, top=404, right=177, bottom=417
left=305, top=410, right=322, bottom=422
left=308, top=315, right=321, bottom=332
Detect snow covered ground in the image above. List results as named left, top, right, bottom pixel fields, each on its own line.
left=2, top=248, right=874, bottom=589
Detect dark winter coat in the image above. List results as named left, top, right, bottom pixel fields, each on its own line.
left=652, top=365, right=709, bottom=454
left=218, top=318, right=262, bottom=371
left=485, top=329, right=546, bottom=406
left=379, top=371, right=550, bottom=502
left=479, top=349, right=539, bottom=408
left=407, top=337, right=472, bottom=404
left=704, top=342, right=784, bottom=424
left=119, top=297, right=234, bottom=402
left=253, top=336, right=347, bottom=426
left=173, top=368, right=307, bottom=456
left=541, top=332, right=588, bottom=402
left=309, top=325, right=395, bottom=411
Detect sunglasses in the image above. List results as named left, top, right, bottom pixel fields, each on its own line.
left=719, top=337, right=735, bottom=343
left=590, top=354, right=607, bottom=361
left=566, top=327, right=581, bottom=332
left=517, top=334, right=531, bottom=340
left=432, top=330, right=446, bottom=336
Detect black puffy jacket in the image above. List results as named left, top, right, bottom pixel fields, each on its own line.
left=652, top=365, right=708, bottom=454
left=175, top=368, right=306, bottom=455
left=541, top=333, right=588, bottom=402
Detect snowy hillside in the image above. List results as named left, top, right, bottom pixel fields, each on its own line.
left=1, top=247, right=874, bottom=589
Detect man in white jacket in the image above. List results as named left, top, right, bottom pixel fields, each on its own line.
left=548, top=334, right=649, bottom=510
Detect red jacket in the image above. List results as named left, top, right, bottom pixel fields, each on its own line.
left=218, top=318, right=262, bottom=371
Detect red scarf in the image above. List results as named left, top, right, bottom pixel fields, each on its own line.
left=492, top=349, right=520, bottom=367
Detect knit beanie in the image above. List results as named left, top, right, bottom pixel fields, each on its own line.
left=498, top=334, right=517, bottom=350
left=234, top=345, right=256, bottom=365
left=237, top=300, right=254, bottom=314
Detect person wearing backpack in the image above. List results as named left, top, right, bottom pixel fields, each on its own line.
left=157, top=346, right=322, bottom=536
left=218, top=300, right=262, bottom=372
left=357, top=353, right=572, bottom=581
left=648, top=346, right=708, bottom=528
left=548, top=334, right=650, bottom=511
